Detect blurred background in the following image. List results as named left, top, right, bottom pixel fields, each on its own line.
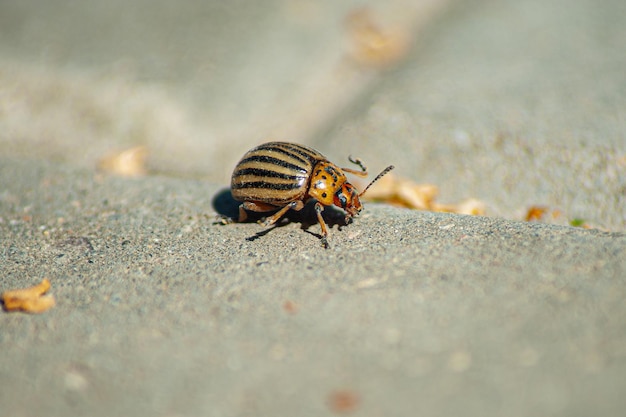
left=1, top=0, right=625, bottom=229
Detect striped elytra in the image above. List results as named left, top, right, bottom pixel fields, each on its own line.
left=231, top=142, right=324, bottom=204
left=230, top=141, right=394, bottom=248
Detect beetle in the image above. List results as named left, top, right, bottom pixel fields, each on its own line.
left=230, top=141, right=394, bottom=248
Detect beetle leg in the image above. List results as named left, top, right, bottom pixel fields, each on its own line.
left=238, top=205, right=249, bottom=222
left=342, top=156, right=368, bottom=177
left=341, top=166, right=369, bottom=177
left=239, top=201, right=280, bottom=222
left=259, top=200, right=304, bottom=227
left=314, top=202, right=330, bottom=248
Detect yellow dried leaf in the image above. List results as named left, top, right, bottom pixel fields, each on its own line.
left=363, top=172, right=485, bottom=215
left=2, top=278, right=56, bottom=314
left=525, top=206, right=562, bottom=222
left=345, top=7, right=410, bottom=68
left=98, top=146, right=148, bottom=177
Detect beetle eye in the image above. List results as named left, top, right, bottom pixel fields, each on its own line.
left=335, top=190, right=348, bottom=208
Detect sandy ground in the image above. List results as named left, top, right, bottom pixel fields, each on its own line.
left=1, top=0, right=625, bottom=416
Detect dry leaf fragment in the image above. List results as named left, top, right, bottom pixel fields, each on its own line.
left=282, top=300, right=299, bottom=315
left=432, top=198, right=486, bottom=216
left=345, top=8, right=410, bottom=68
left=97, top=146, right=148, bottom=177
left=362, top=173, right=435, bottom=209
left=327, top=389, right=360, bottom=414
left=1, top=278, right=56, bottom=313
left=363, top=172, right=486, bottom=215
left=524, top=206, right=600, bottom=229
left=525, top=206, right=562, bottom=222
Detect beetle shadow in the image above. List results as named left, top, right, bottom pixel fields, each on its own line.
left=211, top=187, right=349, bottom=243
left=212, top=187, right=241, bottom=221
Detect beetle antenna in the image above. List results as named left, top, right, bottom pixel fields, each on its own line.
left=359, top=165, right=394, bottom=197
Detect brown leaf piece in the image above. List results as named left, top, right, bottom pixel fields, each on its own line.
left=525, top=205, right=562, bottom=222
left=363, top=172, right=486, bottom=215
left=327, top=389, right=360, bottom=414
left=97, top=146, right=148, bottom=177
left=1, top=278, right=56, bottom=314
left=345, top=7, right=411, bottom=68
left=282, top=300, right=299, bottom=315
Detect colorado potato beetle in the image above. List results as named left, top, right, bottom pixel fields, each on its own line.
left=230, top=141, right=394, bottom=248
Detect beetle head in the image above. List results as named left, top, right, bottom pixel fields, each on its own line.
left=310, top=161, right=395, bottom=220
left=335, top=164, right=395, bottom=219
left=334, top=182, right=362, bottom=218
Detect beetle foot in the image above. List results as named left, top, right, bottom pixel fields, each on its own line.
left=214, top=214, right=235, bottom=225
left=320, top=236, right=329, bottom=249
left=259, top=218, right=275, bottom=227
